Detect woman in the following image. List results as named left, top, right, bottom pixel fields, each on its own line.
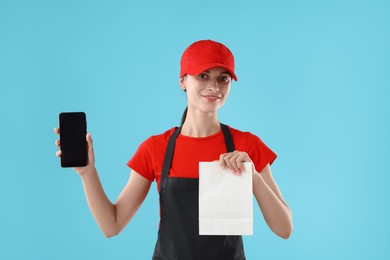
left=54, top=39, right=293, bottom=259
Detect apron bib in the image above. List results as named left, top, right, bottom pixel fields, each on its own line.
left=152, top=124, right=246, bottom=260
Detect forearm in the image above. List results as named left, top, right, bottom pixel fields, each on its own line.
left=253, top=173, right=293, bottom=239
left=80, top=167, right=117, bottom=237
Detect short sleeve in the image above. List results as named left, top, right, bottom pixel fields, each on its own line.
left=127, top=138, right=155, bottom=182
left=245, top=133, right=277, bottom=173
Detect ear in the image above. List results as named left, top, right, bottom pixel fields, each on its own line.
left=179, top=76, right=186, bottom=91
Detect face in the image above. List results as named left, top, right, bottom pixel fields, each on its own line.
left=180, top=67, right=232, bottom=114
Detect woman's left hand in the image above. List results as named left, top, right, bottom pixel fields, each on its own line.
left=219, top=151, right=253, bottom=175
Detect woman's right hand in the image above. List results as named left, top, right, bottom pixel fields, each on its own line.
left=54, top=127, right=96, bottom=176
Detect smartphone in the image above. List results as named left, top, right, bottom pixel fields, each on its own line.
left=59, top=112, right=88, bottom=167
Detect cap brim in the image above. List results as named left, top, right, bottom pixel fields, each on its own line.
left=185, top=63, right=238, bottom=81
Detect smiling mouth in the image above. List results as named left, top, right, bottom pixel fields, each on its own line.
left=201, top=95, right=221, bottom=100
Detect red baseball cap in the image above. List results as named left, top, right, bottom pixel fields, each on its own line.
left=180, top=40, right=237, bottom=81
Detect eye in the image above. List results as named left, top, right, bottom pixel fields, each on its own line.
left=198, top=73, right=208, bottom=79
left=219, top=76, right=232, bottom=83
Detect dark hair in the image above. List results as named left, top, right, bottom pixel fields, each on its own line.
left=180, top=106, right=188, bottom=126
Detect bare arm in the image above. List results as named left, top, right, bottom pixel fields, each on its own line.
left=252, top=164, right=293, bottom=239
left=54, top=128, right=151, bottom=238
left=219, top=151, right=293, bottom=239
left=80, top=168, right=151, bottom=238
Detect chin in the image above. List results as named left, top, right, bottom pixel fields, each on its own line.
left=201, top=105, right=223, bottom=114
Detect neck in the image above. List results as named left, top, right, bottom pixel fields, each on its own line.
left=181, top=109, right=220, bottom=137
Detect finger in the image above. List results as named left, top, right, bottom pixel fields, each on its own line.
left=236, top=153, right=247, bottom=173
left=54, top=127, right=60, bottom=135
left=228, top=152, right=242, bottom=174
left=86, top=132, right=93, bottom=147
left=55, top=139, right=60, bottom=147
left=219, top=153, right=228, bottom=168
left=86, top=132, right=95, bottom=164
left=240, top=152, right=255, bottom=174
left=236, top=152, right=250, bottom=173
left=223, top=153, right=237, bottom=174
left=56, top=150, right=62, bottom=157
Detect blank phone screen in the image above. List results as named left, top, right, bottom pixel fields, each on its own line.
left=59, top=112, right=87, bottom=167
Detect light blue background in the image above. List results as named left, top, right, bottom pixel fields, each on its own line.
left=1, top=0, right=389, bottom=259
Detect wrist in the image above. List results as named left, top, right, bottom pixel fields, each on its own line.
left=78, top=166, right=97, bottom=179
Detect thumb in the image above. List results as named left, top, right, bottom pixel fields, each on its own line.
left=86, top=132, right=93, bottom=147
left=86, top=132, right=95, bottom=162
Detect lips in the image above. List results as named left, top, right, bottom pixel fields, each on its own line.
left=201, top=95, right=221, bottom=99
left=201, top=95, right=221, bottom=102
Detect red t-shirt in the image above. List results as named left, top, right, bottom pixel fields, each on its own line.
left=127, top=126, right=277, bottom=191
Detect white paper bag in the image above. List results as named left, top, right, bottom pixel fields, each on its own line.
left=199, top=162, right=253, bottom=235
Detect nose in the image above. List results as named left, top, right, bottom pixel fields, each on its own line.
left=207, top=79, right=219, bottom=92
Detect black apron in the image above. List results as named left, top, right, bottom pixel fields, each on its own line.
left=152, top=123, right=246, bottom=260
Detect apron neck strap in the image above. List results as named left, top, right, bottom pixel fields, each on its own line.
left=220, top=123, right=235, bottom=153
left=161, top=126, right=182, bottom=179
left=161, top=123, right=235, bottom=179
